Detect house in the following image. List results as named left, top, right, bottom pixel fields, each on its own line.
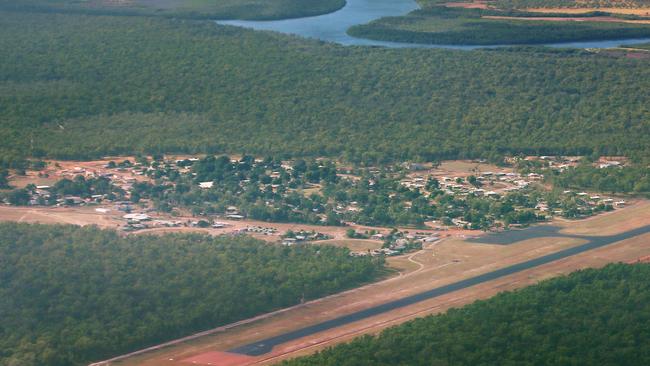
left=422, top=236, right=440, bottom=243
left=226, top=214, right=245, bottom=220
left=62, top=196, right=84, bottom=205
left=451, top=218, right=469, bottom=228
left=395, top=238, right=409, bottom=246
left=199, top=181, right=214, bottom=189
left=599, top=161, right=621, bottom=169
left=123, top=213, right=151, bottom=222
left=282, top=238, right=297, bottom=246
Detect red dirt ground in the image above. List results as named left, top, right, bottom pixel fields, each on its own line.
left=180, top=351, right=257, bottom=366
left=483, top=15, right=650, bottom=23
left=628, top=255, right=650, bottom=263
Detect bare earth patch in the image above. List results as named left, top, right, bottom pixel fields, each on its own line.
left=483, top=14, right=650, bottom=23
left=526, top=7, right=650, bottom=15
left=558, top=200, right=650, bottom=236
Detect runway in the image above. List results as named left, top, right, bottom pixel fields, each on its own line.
left=230, top=224, right=650, bottom=356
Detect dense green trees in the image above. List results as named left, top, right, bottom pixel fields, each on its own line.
left=0, top=169, right=8, bottom=188
left=550, top=165, right=650, bottom=195
left=0, top=0, right=345, bottom=20
left=283, top=263, right=650, bottom=366
left=0, top=223, right=385, bottom=366
left=1, top=12, right=650, bottom=164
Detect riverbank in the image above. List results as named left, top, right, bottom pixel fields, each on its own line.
left=218, top=0, right=650, bottom=47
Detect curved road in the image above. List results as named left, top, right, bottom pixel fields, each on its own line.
left=230, top=224, right=650, bottom=356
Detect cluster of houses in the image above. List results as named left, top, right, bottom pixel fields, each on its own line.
left=401, top=170, right=539, bottom=198
left=521, top=155, right=627, bottom=172
left=245, top=226, right=277, bottom=236
left=281, top=230, right=331, bottom=245
left=6, top=156, right=634, bottom=236
left=351, top=231, right=441, bottom=257
left=121, top=212, right=185, bottom=231
left=8, top=161, right=157, bottom=207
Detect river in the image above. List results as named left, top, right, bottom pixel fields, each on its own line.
left=217, top=0, right=650, bottom=49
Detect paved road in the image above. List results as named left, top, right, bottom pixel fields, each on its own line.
left=230, top=224, right=650, bottom=356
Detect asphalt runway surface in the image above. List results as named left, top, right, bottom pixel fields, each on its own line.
left=230, top=224, right=650, bottom=356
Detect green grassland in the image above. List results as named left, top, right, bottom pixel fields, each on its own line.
left=1, top=11, right=650, bottom=165
left=0, top=0, right=346, bottom=20
left=348, top=6, right=650, bottom=45
left=283, top=263, right=650, bottom=366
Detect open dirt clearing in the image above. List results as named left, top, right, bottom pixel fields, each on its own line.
left=430, top=160, right=511, bottom=177
left=526, top=7, right=650, bottom=15
left=483, top=15, right=650, bottom=23
left=105, top=201, right=650, bottom=366
left=0, top=205, right=123, bottom=228
left=0, top=203, right=476, bottom=251
left=558, top=199, right=650, bottom=235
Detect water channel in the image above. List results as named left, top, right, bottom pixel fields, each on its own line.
left=217, top=0, right=650, bottom=49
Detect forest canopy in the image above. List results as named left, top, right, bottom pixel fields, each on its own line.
left=283, top=263, right=650, bottom=366
left=1, top=11, right=650, bottom=164
left=0, top=0, right=346, bottom=20
left=0, top=223, right=385, bottom=366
